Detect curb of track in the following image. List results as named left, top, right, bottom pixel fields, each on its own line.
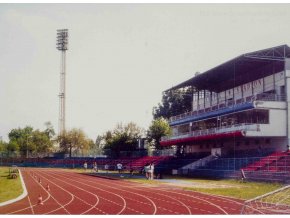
left=84, top=173, right=121, bottom=180
left=0, top=169, right=28, bottom=207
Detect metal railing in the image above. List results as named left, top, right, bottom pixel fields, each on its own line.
left=169, top=93, right=286, bottom=122
left=161, top=123, right=260, bottom=141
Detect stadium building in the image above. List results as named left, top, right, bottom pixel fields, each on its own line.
left=159, top=45, right=290, bottom=178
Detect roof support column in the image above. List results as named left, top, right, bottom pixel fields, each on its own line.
left=285, top=58, right=290, bottom=150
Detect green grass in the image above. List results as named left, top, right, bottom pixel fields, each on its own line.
left=182, top=180, right=283, bottom=200
left=126, top=175, right=284, bottom=200
left=0, top=167, right=23, bottom=203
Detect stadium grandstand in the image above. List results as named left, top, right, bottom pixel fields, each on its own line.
left=159, top=44, right=290, bottom=182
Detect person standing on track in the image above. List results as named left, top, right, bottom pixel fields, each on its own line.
left=92, top=161, right=98, bottom=172
left=150, top=163, right=155, bottom=180
left=104, top=164, right=109, bottom=173
left=117, top=162, right=123, bottom=174
left=147, top=163, right=153, bottom=180
left=84, top=161, right=88, bottom=172
left=144, top=163, right=149, bottom=179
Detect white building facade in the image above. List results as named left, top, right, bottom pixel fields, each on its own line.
left=160, top=45, right=290, bottom=157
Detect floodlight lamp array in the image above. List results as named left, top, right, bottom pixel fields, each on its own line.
left=56, top=29, right=68, bottom=51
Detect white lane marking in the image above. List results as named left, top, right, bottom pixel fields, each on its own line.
left=65, top=173, right=197, bottom=215
left=120, top=184, right=192, bottom=214
left=175, top=189, right=245, bottom=211
left=31, top=170, right=71, bottom=214
left=27, top=196, right=34, bottom=214
left=32, top=171, right=75, bottom=215
left=153, top=189, right=229, bottom=214
left=76, top=174, right=219, bottom=215
left=7, top=170, right=51, bottom=214
left=37, top=170, right=104, bottom=215
left=52, top=170, right=154, bottom=215
left=45, top=171, right=128, bottom=215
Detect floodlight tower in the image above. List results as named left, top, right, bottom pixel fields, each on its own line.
left=56, top=29, right=68, bottom=135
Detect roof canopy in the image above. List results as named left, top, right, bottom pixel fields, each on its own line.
left=166, top=45, right=290, bottom=93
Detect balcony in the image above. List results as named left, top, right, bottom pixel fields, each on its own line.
left=160, top=123, right=260, bottom=146
left=169, top=93, right=286, bottom=124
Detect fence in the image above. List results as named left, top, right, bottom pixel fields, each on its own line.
left=241, top=184, right=290, bottom=214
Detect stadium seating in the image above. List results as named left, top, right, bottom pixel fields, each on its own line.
left=123, top=156, right=171, bottom=171
left=242, top=151, right=290, bottom=172
left=234, top=150, right=290, bottom=182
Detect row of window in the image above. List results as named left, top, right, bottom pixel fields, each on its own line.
left=193, top=138, right=271, bottom=150
left=173, top=109, right=269, bottom=135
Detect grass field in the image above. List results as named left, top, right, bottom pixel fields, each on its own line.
left=182, top=179, right=283, bottom=200
left=0, top=167, right=23, bottom=203
left=127, top=176, right=284, bottom=200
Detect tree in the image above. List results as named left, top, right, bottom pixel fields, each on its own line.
left=31, top=130, right=53, bottom=156
left=91, top=135, right=105, bottom=155
left=153, top=87, right=193, bottom=119
left=8, top=126, right=33, bottom=157
left=7, top=124, right=55, bottom=158
left=7, top=140, right=19, bottom=157
left=0, top=140, right=8, bottom=157
left=58, top=128, right=92, bottom=158
left=103, top=122, right=144, bottom=157
left=147, top=117, right=171, bottom=150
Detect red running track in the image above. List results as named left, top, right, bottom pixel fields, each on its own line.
left=0, top=168, right=245, bottom=215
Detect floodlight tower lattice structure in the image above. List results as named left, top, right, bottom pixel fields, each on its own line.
left=56, top=29, right=68, bottom=135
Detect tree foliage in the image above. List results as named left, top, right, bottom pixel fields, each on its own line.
left=6, top=123, right=55, bottom=157
left=58, top=128, right=93, bottom=158
left=153, top=87, right=193, bottom=119
left=147, top=117, right=171, bottom=149
left=103, top=122, right=144, bottom=157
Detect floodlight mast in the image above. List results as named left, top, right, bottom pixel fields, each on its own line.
left=56, top=29, right=68, bottom=136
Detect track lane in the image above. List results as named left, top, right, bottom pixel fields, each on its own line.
left=34, top=169, right=102, bottom=215
left=56, top=170, right=233, bottom=214
left=46, top=170, right=155, bottom=215
left=57, top=170, right=243, bottom=214
left=0, top=168, right=244, bottom=215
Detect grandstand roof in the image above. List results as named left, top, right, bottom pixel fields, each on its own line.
left=166, top=44, right=290, bottom=93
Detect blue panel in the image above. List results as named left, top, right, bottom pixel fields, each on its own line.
left=170, top=102, right=254, bottom=126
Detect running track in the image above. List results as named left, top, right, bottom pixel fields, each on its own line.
left=0, top=168, right=245, bottom=215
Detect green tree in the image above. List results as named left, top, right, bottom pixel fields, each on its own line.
left=153, top=87, right=193, bottom=119
left=147, top=117, right=171, bottom=149
left=103, top=122, right=144, bottom=157
left=8, top=126, right=33, bottom=158
left=31, top=130, right=53, bottom=156
left=58, top=128, right=92, bottom=158
left=7, top=140, right=20, bottom=157
left=91, top=135, right=105, bottom=155
left=0, top=140, right=8, bottom=157
left=7, top=124, right=55, bottom=158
